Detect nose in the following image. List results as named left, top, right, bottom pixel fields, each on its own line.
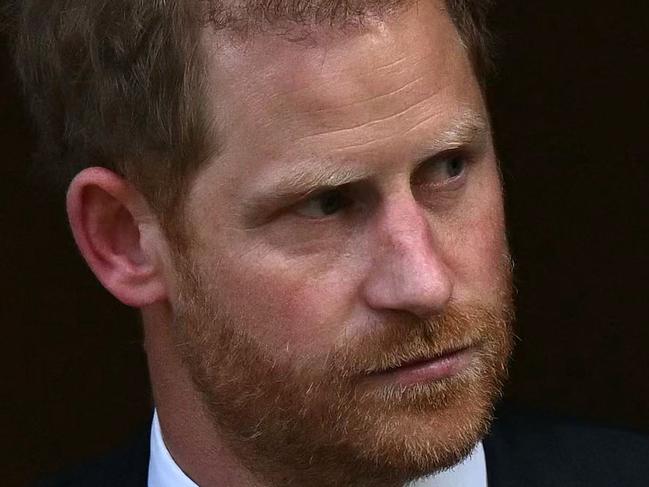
left=362, top=197, right=453, bottom=319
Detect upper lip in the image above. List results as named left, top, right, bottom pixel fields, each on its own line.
left=370, top=343, right=474, bottom=375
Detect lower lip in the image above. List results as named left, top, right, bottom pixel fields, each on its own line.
left=367, top=347, right=476, bottom=387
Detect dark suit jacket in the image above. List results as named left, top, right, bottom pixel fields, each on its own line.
left=36, top=410, right=649, bottom=486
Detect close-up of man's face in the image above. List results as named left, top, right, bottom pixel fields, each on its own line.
left=8, top=1, right=649, bottom=486
left=156, top=2, right=514, bottom=485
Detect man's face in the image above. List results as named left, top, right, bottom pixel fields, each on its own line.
left=166, top=2, right=513, bottom=485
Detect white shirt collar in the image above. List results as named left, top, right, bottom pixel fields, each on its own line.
left=149, top=411, right=199, bottom=487
left=148, top=410, right=488, bottom=487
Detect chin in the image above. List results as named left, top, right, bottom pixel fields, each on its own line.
left=339, top=370, right=501, bottom=483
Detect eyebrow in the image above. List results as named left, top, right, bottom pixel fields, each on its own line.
left=243, top=111, right=489, bottom=220
left=242, top=163, right=370, bottom=223
left=416, top=110, right=489, bottom=155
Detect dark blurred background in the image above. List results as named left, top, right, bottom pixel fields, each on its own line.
left=2, top=2, right=648, bottom=486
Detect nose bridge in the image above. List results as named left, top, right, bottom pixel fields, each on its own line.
left=385, top=199, right=434, bottom=256
left=363, top=195, right=453, bottom=318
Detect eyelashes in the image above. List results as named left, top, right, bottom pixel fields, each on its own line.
left=293, top=188, right=354, bottom=219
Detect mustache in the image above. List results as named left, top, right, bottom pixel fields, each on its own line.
left=323, top=302, right=514, bottom=378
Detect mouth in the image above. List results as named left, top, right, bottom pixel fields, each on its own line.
left=365, top=345, right=477, bottom=387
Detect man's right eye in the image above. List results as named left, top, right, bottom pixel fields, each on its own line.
left=293, top=189, right=352, bottom=219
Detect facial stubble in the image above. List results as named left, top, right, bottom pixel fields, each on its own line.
left=171, top=255, right=514, bottom=487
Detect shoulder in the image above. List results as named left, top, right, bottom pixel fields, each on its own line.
left=33, top=425, right=150, bottom=487
left=484, top=407, right=649, bottom=487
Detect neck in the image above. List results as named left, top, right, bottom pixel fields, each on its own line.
left=142, top=303, right=408, bottom=487
left=143, top=303, right=263, bottom=487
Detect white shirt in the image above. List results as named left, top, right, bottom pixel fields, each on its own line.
left=149, top=411, right=488, bottom=487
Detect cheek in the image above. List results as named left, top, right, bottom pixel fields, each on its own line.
left=209, top=246, right=364, bottom=357
left=444, top=176, right=508, bottom=303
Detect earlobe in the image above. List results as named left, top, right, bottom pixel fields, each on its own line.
left=66, top=167, right=169, bottom=307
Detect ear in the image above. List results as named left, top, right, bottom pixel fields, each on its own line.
left=67, top=167, right=169, bottom=307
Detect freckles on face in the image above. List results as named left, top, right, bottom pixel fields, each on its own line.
left=182, top=2, right=505, bottom=356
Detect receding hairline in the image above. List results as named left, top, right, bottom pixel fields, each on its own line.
left=13, top=0, right=494, bottom=234
left=204, top=0, right=448, bottom=42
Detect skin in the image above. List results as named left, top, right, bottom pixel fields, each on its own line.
left=67, top=1, right=512, bottom=486
left=184, top=3, right=507, bottom=353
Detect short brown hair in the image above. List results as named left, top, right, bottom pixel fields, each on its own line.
left=14, top=0, right=494, bottom=227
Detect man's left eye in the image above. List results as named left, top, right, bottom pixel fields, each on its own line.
left=416, top=155, right=467, bottom=187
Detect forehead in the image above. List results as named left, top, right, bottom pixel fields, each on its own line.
left=196, top=0, right=484, bottom=192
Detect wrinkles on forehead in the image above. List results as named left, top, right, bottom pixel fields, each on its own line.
left=201, top=1, right=473, bottom=155
left=187, top=0, right=487, bottom=249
